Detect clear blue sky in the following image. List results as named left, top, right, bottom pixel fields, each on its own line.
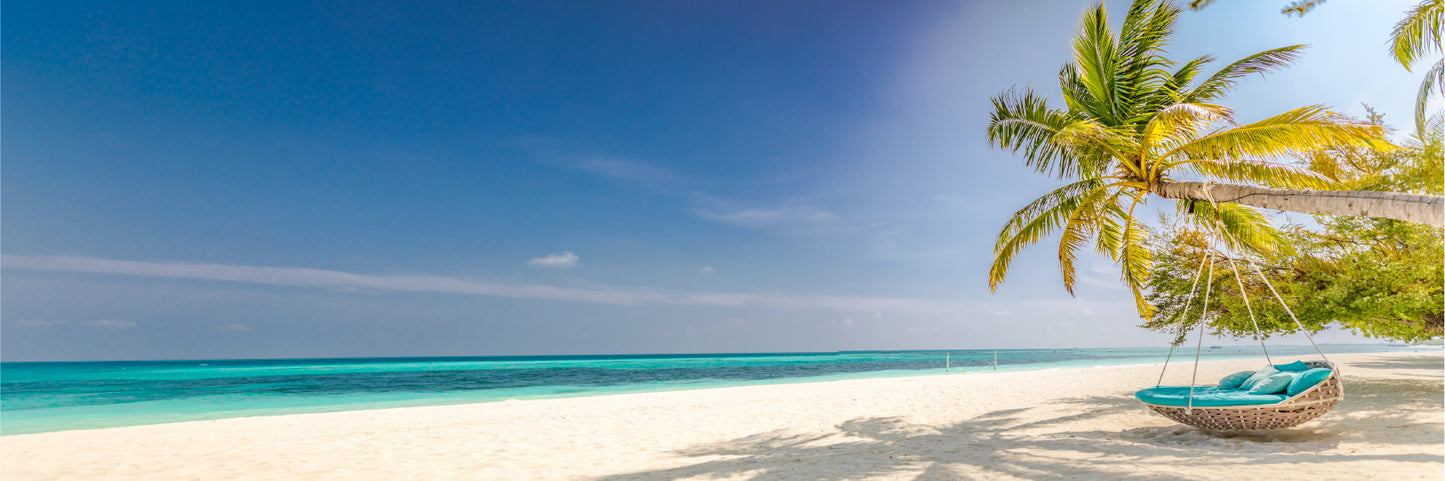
left=2, top=0, right=1425, bottom=360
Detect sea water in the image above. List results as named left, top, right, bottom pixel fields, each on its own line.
left=0, top=344, right=1426, bottom=435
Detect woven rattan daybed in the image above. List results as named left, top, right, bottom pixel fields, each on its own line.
left=1138, top=361, right=1342, bottom=431
left=1135, top=228, right=1344, bottom=432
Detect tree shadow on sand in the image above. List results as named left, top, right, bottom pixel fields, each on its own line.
left=591, top=378, right=1442, bottom=481
left=1346, top=353, right=1444, bottom=375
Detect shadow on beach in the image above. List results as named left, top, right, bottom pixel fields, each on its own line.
left=590, top=374, right=1442, bottom=480
left=1346, top=353, right=1445, bottom=372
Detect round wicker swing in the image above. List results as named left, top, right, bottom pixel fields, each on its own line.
left=1137, top=229, right=1343, bottom=432
left=1141, top=361, right=1342, bottom=431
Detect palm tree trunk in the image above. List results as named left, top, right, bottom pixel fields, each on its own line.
left=1153, top=181, right=1445, bottom=227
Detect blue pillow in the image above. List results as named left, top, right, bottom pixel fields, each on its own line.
left=1287, top=368, right=1333, bottom=396
left=1247, top=372, right=1295, bottom=394
left=1218, top=370, right=1254, bottom=390
left=1274, top=361, right=1311, bottom=372
left=1239, top=365, right=1280, bottom=390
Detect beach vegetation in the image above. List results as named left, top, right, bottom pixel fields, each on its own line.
left=1143, top=112, right=1444, bottom=343
left=1188, top=0, right=1327, bottom=17
left=1390, top=0, right=1444, bottom=135
left=986, top=0, right=1442, bottom=319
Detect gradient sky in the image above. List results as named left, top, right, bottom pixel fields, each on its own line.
left=2, top=0, right=1426, bottom=361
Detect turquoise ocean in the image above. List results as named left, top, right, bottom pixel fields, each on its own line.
left=0, top=344, right=1429, bottom=435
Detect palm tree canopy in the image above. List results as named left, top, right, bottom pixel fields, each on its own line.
left=986, top=0, right=1391, bottom=318
left=1392, top=0, right=1443, bottom=70
left=1390, top=0, right=1445, bottom=135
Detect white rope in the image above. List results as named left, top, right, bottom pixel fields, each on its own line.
left=1194, top=178, right=1334, bottom=372
left=1197, top=180, right=1273, bottom=366
left=1187, top=255, right=1216, bottom=415
left=1156, top=247, right=1212, bottom=387
left=1224, top=250, right=1273, bottom=365
left=1249, top=262, right=1335, bottom=371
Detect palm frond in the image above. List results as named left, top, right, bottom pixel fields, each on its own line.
left=1391, top=0, right=1443, bottom=70
left=1185, top=45, right=1306, bottom=103
left=1072, top=3, right=1124, bottom=125
left=1281, top=0, right=1327, bottom=17
left=1179, top=158, right=1337, bottom=190
left=1055, top=118, right=1140, bottom=165
left=1417, top=57, right=1444, bottom=135
left=1117, top=195, right=1156, bottom=318
left=987, top=88, right=1092, bottom=179
left=989, top=180, right=1105, bottom=290
left=1170, top=105, right=1393, bottom=161
left=1057, top=186, right=1118, bottom=294
left=1115, top=0, right=1179, bottom=124
left=1146, top=55, right=1212, bottom=109
left=1140, top=102, right=1230, bottom=159
left=1180, top=200, right=1287, bottom=255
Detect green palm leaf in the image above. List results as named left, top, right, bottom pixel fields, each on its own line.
left=1185, top=45, right=1306, bottom=103
left=1172, top=106, right=1390, bottom=161
left=989, top=180, right=1106, bottom=291
left=1180, top=158, right=1336, bottom=189
left=988, top=88, right=1092, bottom=179
left=1057, top=186, right=1120, bottom=294
left=984, top=0, right=1400, bottom=319
left=1417, top=58, right=1444, bottom=134
left=1391, top=0, right=1443, bottom=70
left=1178, top=200, right=1287, bottom=255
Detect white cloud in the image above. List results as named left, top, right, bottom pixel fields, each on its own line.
left=14, top=319, right=67, bottom=327
left=696, top=205, right=837, bottom=229
left=527, top=251, right=579, bottom=268
left=1078, top=262, right=1125, bottom=290
left=699, top=266, right=715, bottom=274
left=218, top=323, right=250, bottom=331
left=574, top=157, right=679, bottom=183
left=87, top=319, right=136, bottom=329
left=0, top=254, right=1129, bottom=319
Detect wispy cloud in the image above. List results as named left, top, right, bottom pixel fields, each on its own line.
left=528, top=251, right=579, bottom=268
left=696, top=205, right=837, bottom=230
left=573, top=157, right=679, bottom=184
left=0, top=255, right=1125, bottom=318
left=87, top=319, right=136, bottom=329
left=521, top=137, right=682, bottom=186
left=13, top=318, right=138, bottom=329
left=13, top=319, right=67, bottom=327
left=1077, top=262, right=1124, bottom=290
left=699, top=266, right=715, bottom=274
left=524, top=138, right=850, bottom=236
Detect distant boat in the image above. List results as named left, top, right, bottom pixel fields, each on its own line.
left=1209, top=346, right=1223, bottom=349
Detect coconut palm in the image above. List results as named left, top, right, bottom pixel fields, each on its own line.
left=984, top=0, right=1431, bottom=318
left=1390, top=0, right=1443, bottom=135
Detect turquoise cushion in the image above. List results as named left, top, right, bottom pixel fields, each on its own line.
left=1274, top=361, right=1311, bottom=372
left=1217, top=370, right=1253, bottom=390
left=1287, top=368, right=1333, bottom=396
left=1136, top=386, right=1289, bottom=407
left=1239, top=365, right=1280, bottom=390
left=1247, top=372, right=1295, bottom=394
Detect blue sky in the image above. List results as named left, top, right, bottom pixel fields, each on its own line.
left=2, top=0, right=1426, bottom=361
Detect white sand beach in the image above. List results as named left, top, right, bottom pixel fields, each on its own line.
left=2, top=350, right=1440, bottom=480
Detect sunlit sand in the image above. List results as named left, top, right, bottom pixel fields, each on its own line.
left=2, top=350, right=1439, bottom=480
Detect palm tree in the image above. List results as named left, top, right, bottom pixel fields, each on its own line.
left=1390, top=0, right=1443, bottom=135
left=985, top=0, right=1442, bottom=318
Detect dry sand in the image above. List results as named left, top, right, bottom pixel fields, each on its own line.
left=2, top=350, right=1440, bottom=480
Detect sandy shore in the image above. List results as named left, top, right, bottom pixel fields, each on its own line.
left=2, top=350, right=1440, bottom=480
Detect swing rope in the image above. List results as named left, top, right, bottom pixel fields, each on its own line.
left=1224, top=248, right=1272, bottom=365
left=1251, top=262, right=1334, bottom=371
left=1197, top=181, right=1330, bottom=368
left=1187, top=255, right=1216, bottom=415
left=1155, top=244, right=1213, bottom=387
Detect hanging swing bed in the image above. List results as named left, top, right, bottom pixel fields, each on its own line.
left=1134, top=235, right=1343, bottom=432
